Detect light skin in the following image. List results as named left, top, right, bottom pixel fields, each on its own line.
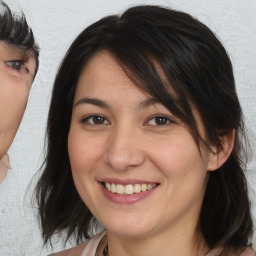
left=67, top=51, right=234, bottom=256
left=0, top=42, right=36, bottom=160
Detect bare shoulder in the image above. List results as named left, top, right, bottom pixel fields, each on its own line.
left=48, top=241, right=89, bottom=256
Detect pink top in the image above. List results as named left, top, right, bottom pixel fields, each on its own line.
left=80, top=231, right=106, bottom=256
left=80, top=231, right=255, bottom=256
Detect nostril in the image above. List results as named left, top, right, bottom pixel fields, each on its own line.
left=103, top=146, right=146, bottom=172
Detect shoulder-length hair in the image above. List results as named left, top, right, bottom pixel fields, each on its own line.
left=35, top=5, right=253, bottom=249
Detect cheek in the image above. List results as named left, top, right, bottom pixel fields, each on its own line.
left=0, top=88, right=29, bottom=157
left=0, top=85, right=29, bottom=132
left=68, top=133, right=86, bottom=174
left=149, top=133, right=208, bottom=186
left=68, top=132, right=90, bottom=197
left=68, top=130, right=105, bottom=206
left=68, top=130, right=104, bottom=175
left=151, top=137, right=209, bottom=218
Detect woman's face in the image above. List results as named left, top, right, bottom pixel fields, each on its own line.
left=0, top=42, right=36, bottom=159
left=68, top=51, right=217, bottom=240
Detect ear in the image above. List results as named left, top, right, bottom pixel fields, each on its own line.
left=207, top=129, right=235, bottom=171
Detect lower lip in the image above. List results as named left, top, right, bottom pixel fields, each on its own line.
left=100, top=183, right=158, bottom=205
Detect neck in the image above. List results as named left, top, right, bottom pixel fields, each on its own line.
left=106, top=224, right=209, bottom=256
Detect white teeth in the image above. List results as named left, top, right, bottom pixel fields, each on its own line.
left=116, top=184, right=124, bottom=194
left=141, top=184, right=147, bottom=192
left=125, top=184, right=134, bottom=195
left=106, top=183, right=111, bottom=191
left=134, top=184, right=141, bottom=193
left=147, top=184, right=153, bottom=190
left=104, top=182, right=157, bottom=195
left=111, top=183, right=116, bottom=193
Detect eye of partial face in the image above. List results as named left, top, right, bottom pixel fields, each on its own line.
left=5, top=60, right=28, bottom=73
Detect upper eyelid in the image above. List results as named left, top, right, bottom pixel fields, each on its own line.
left=81, top=114, right=110, bottom=123
left=146, top=114, right=175, bottom=123
left=5, top=60, right=26, bottom=68
left=80, top=113, right=175, bottom=120
left=5, top=59, right=25, bottom=64
left=78, top=111, right=177, bottom=125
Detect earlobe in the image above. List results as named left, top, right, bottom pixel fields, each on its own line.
left=207, top=129, right=235, bottom=171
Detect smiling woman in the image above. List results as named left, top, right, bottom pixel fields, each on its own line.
left=0, top=1, right=39, bottom=183
left=35, top=5, right=254, bottom=256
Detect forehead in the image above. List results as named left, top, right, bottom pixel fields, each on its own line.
left=75, top=50, right=181, bottom=110
left=78, top=51, right=167, bottom=92
left=75, top=52, right=180, bottom=112
left=78, top=51, right=130, bottom=87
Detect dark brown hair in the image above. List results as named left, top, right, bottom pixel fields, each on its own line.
left=35, top=5, right=253, bottom=249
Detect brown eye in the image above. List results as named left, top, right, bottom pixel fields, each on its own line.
left=154, top=117, right=169, bottom=125
left=83, top=115, right=110, bottom=125
left=92, top=116, right=106, bottom=124
left=147, top=116, right=172, bottom=126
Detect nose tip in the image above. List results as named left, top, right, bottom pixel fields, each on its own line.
left=105, top=155, right=138, bottom=171
left=103, top=132, right=145, bottom=171
left=104, top=147, right=146, bottom=171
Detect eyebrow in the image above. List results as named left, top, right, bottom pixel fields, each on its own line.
left=1, top=42, right=32, bottom=59
left=74, top=97, right=161, bottom=109
left=138, top=97, right=161, bottom=109
left=74, top=97, right=110, bottom=108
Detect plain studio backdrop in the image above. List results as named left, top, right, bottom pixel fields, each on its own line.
left=0, top=0, right=255, bottom=255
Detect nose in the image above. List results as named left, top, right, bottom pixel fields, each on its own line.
left=103, top=126, right=146, bottom=171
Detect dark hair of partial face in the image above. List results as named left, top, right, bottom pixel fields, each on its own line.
left=35, top=5, right=253, bottom=249
left=0, top=1, right=39, bottom=75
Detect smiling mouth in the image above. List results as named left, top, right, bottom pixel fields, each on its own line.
left=104, top=182, right=158, bottom=195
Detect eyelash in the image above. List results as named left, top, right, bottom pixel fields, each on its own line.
left=81, top=115, right=174, bottom=127
left=81, top=115, right=110, bottom=125
left=5, top=60, right=28, bottom=74
left=146, top=115, right=174, bottom=126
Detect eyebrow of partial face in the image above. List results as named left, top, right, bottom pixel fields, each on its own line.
left=3, top=42, right=32, bottom=59
left=74, top=97, right=110, bottom=108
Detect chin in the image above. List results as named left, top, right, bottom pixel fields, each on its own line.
left=103, top=217, right=153, bottom=238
